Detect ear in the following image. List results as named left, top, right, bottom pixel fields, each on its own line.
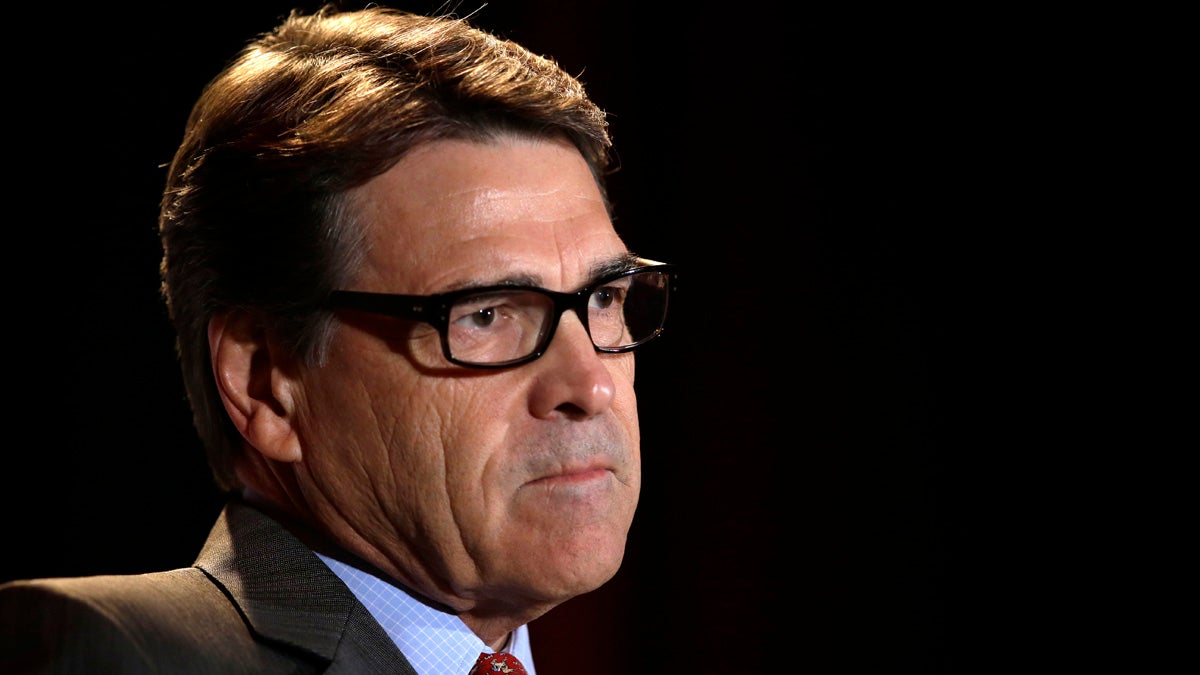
left=208, top=311, right=303, bottom=463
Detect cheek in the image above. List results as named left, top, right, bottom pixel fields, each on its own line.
left=612, top=358, right=640, bottom=431
left=436, top=380, right=521, bottom=477
left=295, top=345, right=474, bottom=543
left=297, top=333, right=453, bottom=484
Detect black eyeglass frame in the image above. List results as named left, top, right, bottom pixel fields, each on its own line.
left=327, top=261, right=677, bottom=369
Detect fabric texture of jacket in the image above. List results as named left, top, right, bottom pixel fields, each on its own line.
left=0, top=501, right=418, bottom=674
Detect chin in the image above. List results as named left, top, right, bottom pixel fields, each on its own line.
left=536, top=532, right=628, bottom=597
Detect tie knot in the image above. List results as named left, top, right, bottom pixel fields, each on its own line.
left=470, top=651, right=528, bottom=675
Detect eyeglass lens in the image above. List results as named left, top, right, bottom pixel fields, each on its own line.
left=445, top=269, right=670, bottom=365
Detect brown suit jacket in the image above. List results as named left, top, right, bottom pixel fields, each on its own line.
left=0, top=501, right=417, bottom=674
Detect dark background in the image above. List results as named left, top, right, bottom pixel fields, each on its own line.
left=6, top=1, right=1166, bottom=672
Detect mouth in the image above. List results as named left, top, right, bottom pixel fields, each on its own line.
left=527, top=466, right=613, bottom=487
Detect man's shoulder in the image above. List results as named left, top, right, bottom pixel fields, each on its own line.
left=0, top=505, right=334, bottom=675
left=0, top=566, right=220, bottom=613
left=0, top=503, right=404, bottom=673
left=0, top=567, right=284, bottom=673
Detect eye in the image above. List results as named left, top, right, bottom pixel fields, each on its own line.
left=467, top=306, right=498, bottom=328
left=592, top=287, right=616, bottom=309
left=449, top=290, right=545, bottom=335
left=590, top=282, right=628, bottom=311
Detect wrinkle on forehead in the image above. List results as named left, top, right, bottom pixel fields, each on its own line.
left=443, top=185, right=607, bottom=240
left=350, top=136, right=626, bottom=294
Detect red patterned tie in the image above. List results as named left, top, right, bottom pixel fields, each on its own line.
left=469, top=651, right=528, bottom=675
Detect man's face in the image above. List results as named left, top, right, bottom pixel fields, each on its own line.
left=291, top=135, right=640, bottom=616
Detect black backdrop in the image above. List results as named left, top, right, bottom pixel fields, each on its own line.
left=5, top=1, right=1126, bottom=672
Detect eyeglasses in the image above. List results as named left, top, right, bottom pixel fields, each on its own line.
left=327, top=261, right=676, bottom=369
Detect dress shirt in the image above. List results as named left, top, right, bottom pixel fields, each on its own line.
left=317, top=552, right=536, bottom=675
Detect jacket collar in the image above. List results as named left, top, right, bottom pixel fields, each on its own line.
left=195, top=500, right=417, bottom=673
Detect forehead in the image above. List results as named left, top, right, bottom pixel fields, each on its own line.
left=349, top=135, right=626, bottom=294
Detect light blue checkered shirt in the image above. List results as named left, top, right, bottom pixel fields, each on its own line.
left=316, top=552, right=536, bottom=675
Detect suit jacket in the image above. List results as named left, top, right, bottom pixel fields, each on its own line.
left=0, top=501, right=418, bottom=674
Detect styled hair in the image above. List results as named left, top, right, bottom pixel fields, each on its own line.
left=158, top=4, right=612, bottom=490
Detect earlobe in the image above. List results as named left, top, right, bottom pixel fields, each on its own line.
left=208, top=311, right=303, bottom=463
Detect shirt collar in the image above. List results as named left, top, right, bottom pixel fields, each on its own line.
left=316, top=552, right=535, bottom=674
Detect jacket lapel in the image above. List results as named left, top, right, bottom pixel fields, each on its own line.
left=195, top=502, right=418, bottom=674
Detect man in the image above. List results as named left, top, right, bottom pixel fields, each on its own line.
left=0, top=5, right=675, bottom=673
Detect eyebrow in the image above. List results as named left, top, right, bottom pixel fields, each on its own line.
left=454, top=252, right=643, bottom=292
left=590, top=252, right=643, bottom=280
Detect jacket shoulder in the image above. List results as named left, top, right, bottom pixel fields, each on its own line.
left=0, top=569, right=320, bottom=673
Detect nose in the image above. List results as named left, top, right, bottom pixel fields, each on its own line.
left=527, top=310, right=617, bottom=419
